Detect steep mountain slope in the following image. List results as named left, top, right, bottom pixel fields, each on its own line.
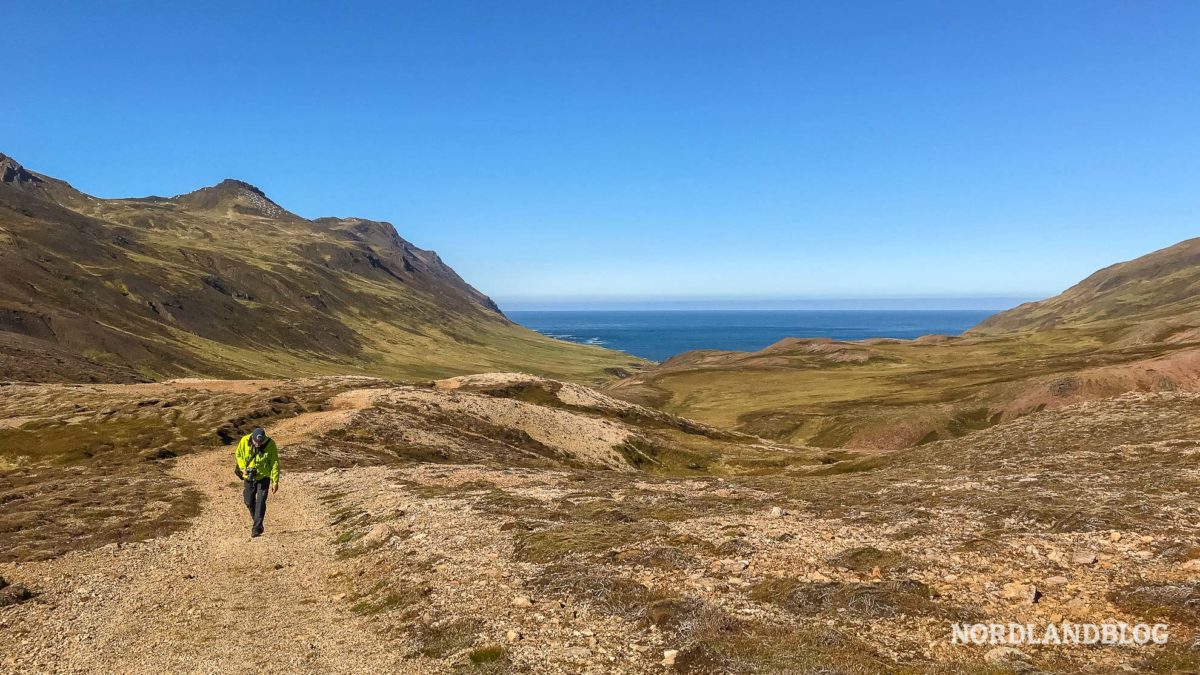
left=0, top=154, right=642, bottom=383
left=606, top=238, right=1200, bottom=449
left=971, top=237, right=1200, bottom=334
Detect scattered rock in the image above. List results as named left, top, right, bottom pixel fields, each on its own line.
left=511, top=595, right=533, bottom=608
left=506, top=630, right=521, bottom=642
left=1002, top=581, right=1040, bottom=604
left=1181, top=559, right=1200, bottom=572
left=361, top=523, right=393, bottom=546
left=1071, top=550, right=1098, bottom=565
left=984, top=646, right=1030, bottom=668
left=715, top=538, right=755, bottom=556
left=770, top=506, right=784, bottom=518
left=662, top=649, right=679, bottom=666
left=564, top=646, right=592, bottom=659
left=710, top=559, right=748, bottom=575
left=1043, top=575, right=1069, bottom=588
left=1110, top=532, right=1122, bottom=542
left=0, top=584, right=33, bottom=607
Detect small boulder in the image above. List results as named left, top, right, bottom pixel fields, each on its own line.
left=770, top=506, right=784, bottom=518
left=506, top=630, right=522, bottom=642
left=564, top=646, right=592, bottom=659
left=1001, top=581, right=1040, bottom=604
left=662, top=649, right=679, bottom=666
left=984, top=646, right=1030, bottom=667
left=361, top=523, right=393, bottom=546
left=0, top=584, right=33, bottom=607
left=1071, top=550, right=1098, bottom=565
left=1043, top=575, right=1069, bottom=588
left=511, top=595, right=533, bottom=608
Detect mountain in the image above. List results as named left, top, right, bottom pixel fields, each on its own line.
left=971, top=237, right=1200, bottom=334
left=0, top=154, right=642, bottom=383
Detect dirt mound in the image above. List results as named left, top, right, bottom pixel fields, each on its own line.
left=380, top=386, right=639, bottom=470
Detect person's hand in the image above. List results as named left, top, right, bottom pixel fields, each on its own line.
left=272, top=482, right=279, bottom=495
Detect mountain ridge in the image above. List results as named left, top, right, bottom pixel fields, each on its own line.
left=0, top=153, right=641, bottom=383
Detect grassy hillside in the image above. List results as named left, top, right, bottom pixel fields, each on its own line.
left=605, top=238, right=1200, bottom=449
left=0, top=153, right=643, bottom=383
left=972, top=237, right=1200, bottom=334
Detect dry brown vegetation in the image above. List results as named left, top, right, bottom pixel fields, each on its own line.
left=308, top=387, right=1200, bottom=672
left=3, top=374, right=1200, bottom=672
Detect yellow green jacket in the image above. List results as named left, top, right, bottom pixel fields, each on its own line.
left=235, top=434, right=280, bottom=483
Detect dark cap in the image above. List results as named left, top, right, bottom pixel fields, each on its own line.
left=250, top=427, right=267, bottom=447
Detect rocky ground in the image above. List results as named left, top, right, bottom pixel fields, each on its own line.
left=2, top=375, right=1200, bottom=672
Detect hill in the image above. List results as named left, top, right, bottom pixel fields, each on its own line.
left=0, top=153, right=642, bottom=383
left=972, top=238, right=1200, bottom=334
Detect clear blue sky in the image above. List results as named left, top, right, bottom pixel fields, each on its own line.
left=9, top=1, right=1199, bottom=309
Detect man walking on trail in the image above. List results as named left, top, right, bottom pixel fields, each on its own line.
left=235, top=427, right=280, bottom=538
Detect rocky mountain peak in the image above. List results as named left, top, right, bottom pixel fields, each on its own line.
left=0, top=154, right=46, bottom=188
left=211, top=178, right=269, bottom=198
left=174, top=178, right=289, bottom=218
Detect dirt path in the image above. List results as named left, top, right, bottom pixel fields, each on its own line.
left=1, top=391, right=404, bottom=674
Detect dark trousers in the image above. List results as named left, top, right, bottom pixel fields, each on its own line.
left=243, top=477, right=271, bottom=535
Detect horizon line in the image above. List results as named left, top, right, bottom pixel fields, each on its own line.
left=498, top=295, right=1040, bottom=312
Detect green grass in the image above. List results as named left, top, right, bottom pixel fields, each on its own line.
left=611, top=325, right=1193, bottom=449
left=467, top=646, right=506, bottom=664
left=349, top=583, right=429, bottom=616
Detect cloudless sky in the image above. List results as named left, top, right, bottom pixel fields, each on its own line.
left=8, top=1, right=1200, bottom=308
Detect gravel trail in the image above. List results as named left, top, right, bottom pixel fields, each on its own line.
left=0, top=394, right=400, bottom=674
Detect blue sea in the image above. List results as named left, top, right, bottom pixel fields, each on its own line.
left=509, top=310, right=997, bottom=362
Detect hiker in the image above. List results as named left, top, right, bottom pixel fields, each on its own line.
left=234, top=427, right=280, bottom=538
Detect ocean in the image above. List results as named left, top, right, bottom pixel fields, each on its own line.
left=508, top=309, right=997, bottom=362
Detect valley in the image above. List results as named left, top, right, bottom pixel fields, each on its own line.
left=3, top=155, right=1200, bottom=673
left=606, top=238, right=1200, bottom=451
